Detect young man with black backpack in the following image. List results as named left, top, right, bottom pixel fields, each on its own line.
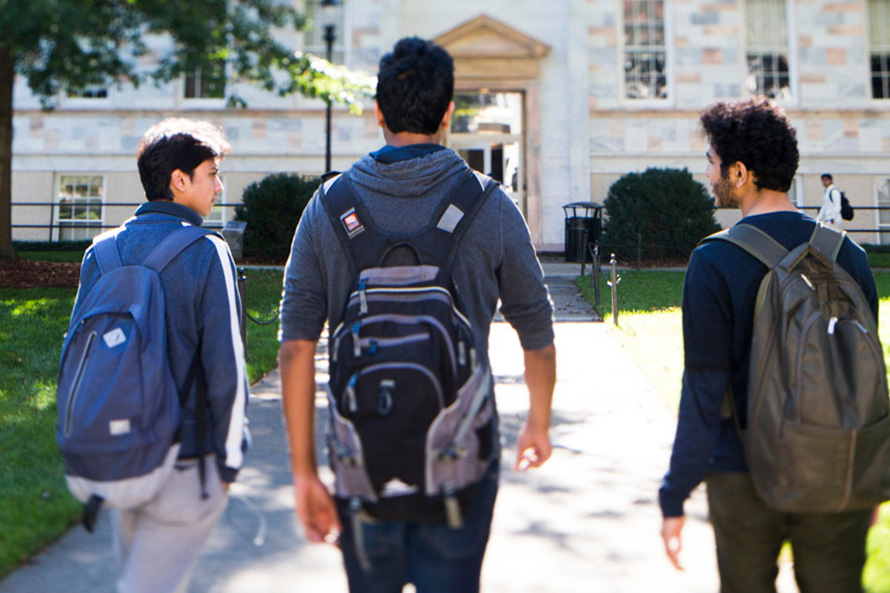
left=659, top=98, right=888, bottom=592
left=278, top=37, right=556, bottom=592
left=63, top=118, right=249, bottom=593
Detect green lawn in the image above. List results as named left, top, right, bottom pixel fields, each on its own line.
left=0, top=267, right=284, bottom=579
left=580, top=269, right=890, bottom=593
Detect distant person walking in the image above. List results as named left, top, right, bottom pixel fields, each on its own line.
left=817, top=173, right=843, bottom=231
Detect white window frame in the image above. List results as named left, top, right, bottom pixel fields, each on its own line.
left=619, top=0, right=674, bottom=108
left=867, top=0, right=890, bottom=102
left=56, top=174, right=105, bottom=242
left=742, top=0, right=798, bottom=105
left=877, top=177, right=890, bottom=245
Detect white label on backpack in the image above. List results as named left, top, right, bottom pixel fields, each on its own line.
left=109, top=419, right=131, bottom=436
left=380, top=478, right=418, bottom=497
left=103, top=328, right=127, bottom=348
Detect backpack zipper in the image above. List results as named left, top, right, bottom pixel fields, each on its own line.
left=64, top=329, right=97, bottom=437
left=342, top=362, right=445, bottom=412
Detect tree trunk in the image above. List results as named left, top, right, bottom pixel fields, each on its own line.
left=0, top=47, right=15, bottom=260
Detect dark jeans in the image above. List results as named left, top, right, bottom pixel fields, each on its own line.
left=337, top=462, right=499, bottom=593
left=707, top=472, right=872, bottom=593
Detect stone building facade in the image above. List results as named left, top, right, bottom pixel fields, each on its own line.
left=10, top=0, right=890, bottom=249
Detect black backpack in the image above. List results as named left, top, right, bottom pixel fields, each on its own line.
left=840, top=191, right=854, bottom=221
left=321, top=171, right=497, bottom=527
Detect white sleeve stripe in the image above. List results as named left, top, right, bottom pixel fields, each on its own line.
left=206, top=234, right=247, bottom=469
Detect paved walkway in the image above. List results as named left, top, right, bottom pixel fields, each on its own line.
left=1, top=260, right=782, bottom=592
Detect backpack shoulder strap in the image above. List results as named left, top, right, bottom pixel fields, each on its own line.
left=441, top=173, right=497, bottom=270
left=320, top=174, right=387, bottom=270
left=92, top=232, right=124, bottom=275
left=143, top=226, right=215, bottom=272
left=321, top=171, right=491, bottom=270
left=808, top=223, right=845, bottom=262
left=702, top=223, right=788, bottom=269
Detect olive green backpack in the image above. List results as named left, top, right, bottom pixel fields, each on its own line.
left=705, top=223, right=890, bottom=512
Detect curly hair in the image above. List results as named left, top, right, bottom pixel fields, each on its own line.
left=376, top=37, right=454, bottom=135
left=700, top=98, right=799, bottom=192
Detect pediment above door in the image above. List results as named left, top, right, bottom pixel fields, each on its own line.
left=434, top=15, right=551, bottom=80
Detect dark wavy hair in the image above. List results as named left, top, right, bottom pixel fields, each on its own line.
left=376, top=37, right=454, bottom=135
left=136, top=118, right=230, bottom=201
left=700, top=98, right=799, bottom=192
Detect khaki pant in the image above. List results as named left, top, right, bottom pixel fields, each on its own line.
left=110, top=455, right=228, bottom=593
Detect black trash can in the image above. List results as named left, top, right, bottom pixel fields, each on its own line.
left=563, top=202, right=603, bottom=263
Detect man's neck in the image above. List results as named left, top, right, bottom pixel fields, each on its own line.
left=739, top=189, right=798, bottom=218
left=383, top=130, right=442, bottom=147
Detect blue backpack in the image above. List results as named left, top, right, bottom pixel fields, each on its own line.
left=57, top=225, right=211, bottom=528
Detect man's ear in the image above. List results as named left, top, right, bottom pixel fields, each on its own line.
left=374, top=101, right=386, bottom=129
left=170, top=169, right=189, bottom=195
left=439, top=101, right=456, bottom=131
left=729, top=161, right=750, bottom=188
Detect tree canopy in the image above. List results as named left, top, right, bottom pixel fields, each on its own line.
left=0, top=0, right=372, bottom=258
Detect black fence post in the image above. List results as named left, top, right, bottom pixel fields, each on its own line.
left=237, top=268, right=247, bottom=354
left=592, top=244, right=601, bottom=306
left=610, top=253, right=619, bottom=326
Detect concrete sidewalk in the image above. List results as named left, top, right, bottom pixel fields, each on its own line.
left=1, top=263, right=735, bottom=593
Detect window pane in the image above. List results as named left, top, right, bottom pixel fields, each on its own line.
left=746, top=0, right=791, bottom=100
left=623, top=0, right=667, bottom=100
left=185, top=62, right=226, bottom=99
left=869, top=0, right=890, bottom=99
left=451, top=92, right=523, bottom=135
left=57, top=174, right=104, bottom=240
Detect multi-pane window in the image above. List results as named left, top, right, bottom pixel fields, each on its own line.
left=184, top=62, right=226, bottom=99
left=67, top=85, right=108, bottom=99
left=745, top=0, right=791, bottom=100
left=869, top=0, right=890, bottom=99
left=623, top=0, right=667, bottom=100
left=58, top=175, right=103, bottom=241
left=304, top=0, right=346, bottom=63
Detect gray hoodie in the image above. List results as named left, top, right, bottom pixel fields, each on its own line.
left=279, top=147, right=554, bottom=368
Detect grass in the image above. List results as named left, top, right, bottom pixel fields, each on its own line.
left=580, top=269, right=890, bottom=593
left=18, top=251, right=85, bottom=263
left=0, top=265, right=285, bottom=579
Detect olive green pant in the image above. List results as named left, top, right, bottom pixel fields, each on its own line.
left=707, top=472, right=872, bottom=593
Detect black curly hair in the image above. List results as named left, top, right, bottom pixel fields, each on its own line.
left=376, top=37, right=454, bottom=135
left=700, top=98, right=799, bottom=192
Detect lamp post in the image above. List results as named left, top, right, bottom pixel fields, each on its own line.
left=321, top=0, right=339, bottom=173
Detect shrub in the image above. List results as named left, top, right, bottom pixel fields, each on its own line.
left=234, top=173, right=321, bottom=259
left=600, top=167, right=720, bottom=262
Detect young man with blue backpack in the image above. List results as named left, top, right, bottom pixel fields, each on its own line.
left=659, top=98, right=889, bottom=592
left=58, top=118, right=249, bottom=593
left=279, top=37, right=556, bottom=592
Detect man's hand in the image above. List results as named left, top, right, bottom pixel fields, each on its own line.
left=661, top=516, right=686, bottom=571
left=295, top=475, right=341, bottom=545
left=515, top=422, right=552, bottom=471
left=517, top=344, right=556, bottom=471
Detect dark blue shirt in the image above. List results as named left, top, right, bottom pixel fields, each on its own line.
left=659, top=211, right=878, bottom=517
left=369, top=143, right=446, bottom=164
